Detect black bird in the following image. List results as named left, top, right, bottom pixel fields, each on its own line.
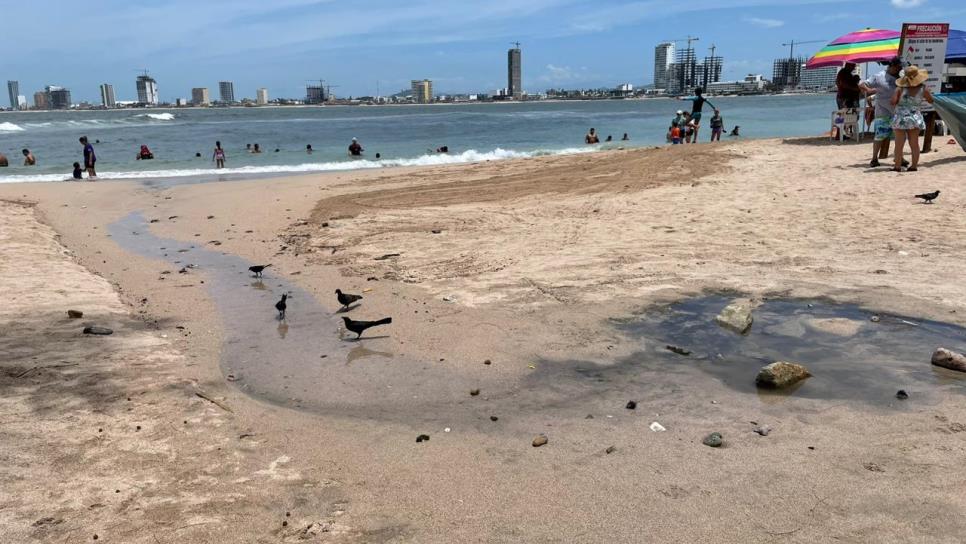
left=249, top=264, right=272, bottom=277
left=341, top=316, right=392, bottom=339
left=275, top=294, right=288, bottom=319
left=335, top=289, right=363, bottom=310
left=915, top=190, right=940, bottom=204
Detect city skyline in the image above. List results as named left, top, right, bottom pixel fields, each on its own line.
left=1, top=0, right=962, bottom=102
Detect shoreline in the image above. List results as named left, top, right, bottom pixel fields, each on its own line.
left=3, top=137, right=966, bottom=542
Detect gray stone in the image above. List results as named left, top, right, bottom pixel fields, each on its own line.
left=83, top=326, right=113, bottom=336
left=715, top=302, right=753, bottom=334
left=754, top=425, right=772, bottom=436
left=605, top=446, right=616, bottom=454
left=702, top=432, right=723, bottom=447
left=532, top=434, right=548, bottom=447
left=67, top=310, right=83, bottom=319
left=931, top=348, right=966, bottom=373
left=756, top=361, right=811, bottom=389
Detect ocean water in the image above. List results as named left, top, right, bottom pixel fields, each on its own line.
left=0, top=95, right=836, bottom=184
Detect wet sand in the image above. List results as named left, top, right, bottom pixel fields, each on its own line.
left=2, top=138, right=966, bottom=542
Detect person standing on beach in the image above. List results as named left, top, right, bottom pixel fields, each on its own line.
left=709, top=109, right=724, bottom=142
left=585, top=128, right=600, bottom=144
left=860, top=56, right=904, bottom=168
left=212, top=141, right=226, bottom=169
left=890, top=65, right=933, bottom=172
left=80, top=136, right=97, bottom=178
left=836, top=62, right=861, bottom=110
left=682, top=87, right=714, bottom=142
left=22, top=149, right=36, bottom=165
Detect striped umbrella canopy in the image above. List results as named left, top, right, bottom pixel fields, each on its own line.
left=806, top=28, right=901, bottom=69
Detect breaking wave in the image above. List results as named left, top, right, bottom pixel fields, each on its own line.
left=0, top=146, right=596, bottom=184
left=0, top=122, right=25, bottom=132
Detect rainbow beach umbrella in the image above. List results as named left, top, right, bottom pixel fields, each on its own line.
left=806, top=28, right=901, bottom=69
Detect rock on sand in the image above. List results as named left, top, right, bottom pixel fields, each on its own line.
left=931, top=348, right=966, bottom=373
left=715, top=302, right=753, bottom=334
left=756, top=361, right=811, bottom=389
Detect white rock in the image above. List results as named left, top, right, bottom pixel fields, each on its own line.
left=649, top=422, right=666, bottom=432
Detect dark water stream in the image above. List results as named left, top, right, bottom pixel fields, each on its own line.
left=108, top=214, right=966, bottom=426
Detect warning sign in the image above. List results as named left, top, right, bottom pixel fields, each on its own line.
left=899, top=23, right=949, bottom=109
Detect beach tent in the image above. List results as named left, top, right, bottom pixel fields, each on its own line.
left=932, top=94, right=966, bottom=151
left=947, top=29, right=966, bottom=63
left=806, top=28, right=900, bottom=69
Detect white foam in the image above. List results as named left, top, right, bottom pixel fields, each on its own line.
left=0, top=147, right=596, bottom=184
left=142, top=113, right=175, bottom=121
left=0, top=122, right=25, bottom=132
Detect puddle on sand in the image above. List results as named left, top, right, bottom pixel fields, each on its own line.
left=618, top=295, right=966, bottom=404
left=107, top=212, right=509, bottom=425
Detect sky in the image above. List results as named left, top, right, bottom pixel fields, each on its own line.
left=2, top=0, right=964, bottom=103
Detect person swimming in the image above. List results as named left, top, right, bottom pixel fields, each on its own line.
left=730, top=126, right=741, bottom=137
left=136, top=145, right=154, bottom=160
left=585, top=128, right=600, bottom=144
left=622, top=133, right=629, bottom=141
left=306, top=144, right=313, bottom=154
left=252, top=143, right=262, bottom=153
left=22, top=149, right=36, bottom=166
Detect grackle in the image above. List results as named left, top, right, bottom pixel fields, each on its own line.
left=275, top=294, right=288, bottom=319
left=342, top=316, right=391, bottom=339
left=249, top=264, right=272, bottom=277
left=914, top=190, right=940, bottom=204
left=335, top=289, right=363, bottom=310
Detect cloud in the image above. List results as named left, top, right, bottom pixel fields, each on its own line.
left=744, top=17, right=785, bottom=28
left=891, top=0, right=925, bottom=7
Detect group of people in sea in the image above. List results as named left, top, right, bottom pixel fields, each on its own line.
left=837, top=57, right=935, bottom=172
left=582, top=87, right=739, bottom=148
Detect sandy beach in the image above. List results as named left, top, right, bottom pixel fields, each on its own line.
left=3, top=137, right=966, bottom=543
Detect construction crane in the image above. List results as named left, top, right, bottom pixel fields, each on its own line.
left=781, top=39, right=826, bottom=61
left=305, top=79, right=340, bottom=103
left=663, top=36, right=700, bottom=50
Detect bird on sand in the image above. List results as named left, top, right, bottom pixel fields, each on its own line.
left=915, top=190, right=940, bottom=204
left=341, top=316, right=391, bottom=339
left=275, top=294, right=288, bottom=319
left=249, top=264, right=272, bottom=277
left=335, top=289, right=363, bottom=310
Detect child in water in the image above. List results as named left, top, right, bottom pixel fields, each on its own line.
left=72, top=162, right=83, bottom=180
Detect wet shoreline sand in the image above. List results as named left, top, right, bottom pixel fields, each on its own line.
left=2, top=138, right=966, bottom=542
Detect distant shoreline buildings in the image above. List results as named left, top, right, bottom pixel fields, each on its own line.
left=136, top=73, right=159, bottom=105
left=99, top=84, right=116, bottom=108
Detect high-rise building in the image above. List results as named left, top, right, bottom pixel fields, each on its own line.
left=701, top=56, right=724, bottom=90
left=33, top=91, right=48, bottom=110
left=669, top=44, right=701, bottom=94
left=45, top=85, right=72, bottom=109
left=653, top=42, right=675, bottom=89
left=218, top=81, right=235, bottom=103
left=507, top=44, right=522, bottom=99
left=306, top=84, right=325, bottom=104
left=772, top=57, right=805, bottom=88
left=256, top=88, right=269, bottom=105
left=17, top=95, right=27, bottom=109
left=136, top=73, right=159, bottom=105
left=411, top=79, right=433, bottom=104
left=7, top=80, right=19, bottom=110
left=99, top=83, right=116, bottom=108
left=191, top=87, right=210, bottom=106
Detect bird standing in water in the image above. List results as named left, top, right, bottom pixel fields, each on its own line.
left=249, top=264, right=272, bottom=277
left=275, top=294, right=288, bottom=319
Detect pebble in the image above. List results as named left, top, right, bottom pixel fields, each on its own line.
left=605, top=446, right=616, bottom=454
left=754, top=425, right=772, bottom=436
left=532, top=434, right=548, bottom=447
left=625, top=401, right=637, bottom=410
left=444, top=427, right=451, bottom=433
left=665, top=345, right=691, bottom=356
left=649, top=422, right=666, bottom=432
left=83, top=326, right=114, bottom=336
left=415, top=434, right=430, bottom=443
left=483, top=359, right=492, bottom=365
left=870, top=315, right=881, bottom=323
left=490, top=416, right=499, bottom=422
left=702, top=432, right=723, bottom=447
left=470, top=389, right=480, bottom=396
left=67, top=310, right=84, bottom=319
left=896, top=389, right=909, bottom=400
